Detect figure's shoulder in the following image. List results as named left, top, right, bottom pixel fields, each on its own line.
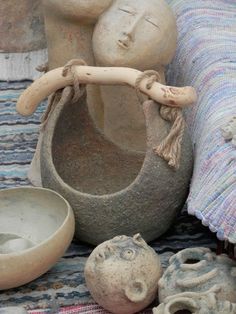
left=42, top=0, right=113, bottom=24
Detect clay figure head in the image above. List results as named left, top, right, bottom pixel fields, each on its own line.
left=93, top=0, right=177, bottom=69
left=43, top=0, right=177, bottom=69
left=85, top=234, right=162, bottom=314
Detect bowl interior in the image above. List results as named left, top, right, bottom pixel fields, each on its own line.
left=52, top=94, right=145, bottom=195
left=0, top=188, right=69, bottom=253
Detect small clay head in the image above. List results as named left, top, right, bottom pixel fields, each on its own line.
left=85, top=234, right=162, bottom=314
left=92, top=0, right=177, bottom=69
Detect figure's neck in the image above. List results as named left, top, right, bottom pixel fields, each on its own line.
left=44, top=14, right=95, bottom=69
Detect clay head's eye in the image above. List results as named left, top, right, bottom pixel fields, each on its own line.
left=120, top=248, right=136, bottom=261
left=145, top=17, right=159, bottom=29
left=118, top=6, right=135, bottom=15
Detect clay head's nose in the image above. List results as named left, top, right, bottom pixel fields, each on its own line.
left=117, top=13, right=143, bottom=49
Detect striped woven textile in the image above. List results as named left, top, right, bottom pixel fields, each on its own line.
left=0, top=81, right=44, bottom=189
left=0, top=80, right=216, bottom=311
left=28, top=304, right=151, bottom=314
left=168, top=0, right=236, bottom=244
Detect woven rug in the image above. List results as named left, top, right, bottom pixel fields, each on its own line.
left=28, top=304, right=152, bottom=314
left=167, top=0, right=236, bottom=244
left=0, top=304, right=152, bottom=314
left=0, top=80, right=217, bottom=312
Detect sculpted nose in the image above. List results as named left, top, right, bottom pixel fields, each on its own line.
left=123, top=28, right=135, bottom=42
left=118, top=14, right=143, bottom=48
left=122, top=28, right=135, bottom=44
left=125, top=14, right=143, bottom=40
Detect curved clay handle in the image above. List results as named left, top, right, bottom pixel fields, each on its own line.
left=16, top=66, right=197, bottom=116
left=153, top=296, right=198, bottom=314
left=169, top=247, right=212, bottom=266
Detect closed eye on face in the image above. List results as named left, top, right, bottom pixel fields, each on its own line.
left=118, top=7, right=159, bottom=29
left=145, top=17, right=159, bottom=29
left=118, top=6, right=135, bottom=15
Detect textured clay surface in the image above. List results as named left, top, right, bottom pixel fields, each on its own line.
left=41, top=94, right=193, bottom=245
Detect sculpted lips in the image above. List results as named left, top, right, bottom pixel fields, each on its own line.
left=117, top=37, right=130, bottom=49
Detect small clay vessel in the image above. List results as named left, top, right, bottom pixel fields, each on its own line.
left=153, top=288, right=236, bottom=314
left=158, top=247, right=236, bottom=303
left=0, top=187, right=75, bottom=290
left=85, top=234, right=162, bottom=314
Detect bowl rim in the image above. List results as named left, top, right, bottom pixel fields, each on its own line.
left=0, top=186, right=75, bottom=257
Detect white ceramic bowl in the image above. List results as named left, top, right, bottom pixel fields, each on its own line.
left=0, top=187, right=75, bottom=290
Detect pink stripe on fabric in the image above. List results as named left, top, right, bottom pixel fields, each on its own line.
left=29, top=304, right=152, bottom=314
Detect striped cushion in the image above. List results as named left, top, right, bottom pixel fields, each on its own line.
left=168, top=0, right=236, bottom=243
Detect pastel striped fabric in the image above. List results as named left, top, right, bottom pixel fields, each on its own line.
left=28, top=304, right=151, bottom=314
left=168, top=0, right=236, bottom=243
left=0, top=81, right=45, bottom=189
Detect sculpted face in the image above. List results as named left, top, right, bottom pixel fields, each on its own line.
left=92, top=0, right=177, bottom=69
left=93, top=234, right=149, bottom=264
left=85, top=234, right=162, bottom=314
